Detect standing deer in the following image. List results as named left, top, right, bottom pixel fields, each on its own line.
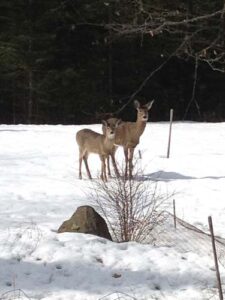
left=102, top=117, right=121, bottom=178
left=76, top=119, right=121, bottom=181
left=103, top=100, right=154, bottom=179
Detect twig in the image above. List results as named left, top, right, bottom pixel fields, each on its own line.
left=183, top=55, right=200, bottom=120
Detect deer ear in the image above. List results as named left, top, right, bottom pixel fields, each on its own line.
left=145, top=100, right=155, bottom=110
left=116, top=119, right=122, bottom=127
left=134, top=100, right=140, bottom=109
left=102, top=120, right=107, bottom=127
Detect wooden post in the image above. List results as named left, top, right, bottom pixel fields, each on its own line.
left=208, top=216, right=223, bottom=300
left=138, top=150, right=142, bottom=159
left=167, top=109, right=173, bottom=158
left=173, top=199, right=176, bottom=229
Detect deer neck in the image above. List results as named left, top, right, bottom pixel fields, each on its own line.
left=103, top=136, right=114, bottom=150
left=134, top=119, right=147, bottom=137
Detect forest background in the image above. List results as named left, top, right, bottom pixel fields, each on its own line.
left=0, top=0, right=225, bottom=124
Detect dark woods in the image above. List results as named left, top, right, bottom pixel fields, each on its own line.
left=0, top=0, right=225, bottom=124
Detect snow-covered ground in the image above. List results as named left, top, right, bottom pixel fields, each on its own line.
left=0, top=122, right=225, bottom=300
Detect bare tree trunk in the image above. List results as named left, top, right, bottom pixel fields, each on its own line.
left=27, top=68, right=33, bottom=124
left=27, top=0, right=33, bottom=124
left=108, top=41, right=113, bottom=99
left=108, top=6, right=113, bottom=103
left=221, top=1, right=225, bottom=48
left=188, top=0, right=193, bottom=15
left=12, top=80, right=16, bottom=124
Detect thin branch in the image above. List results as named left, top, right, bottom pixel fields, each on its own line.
left=183, top=55, right=200, bottom=120
left=114, top=40, right=187, bottom=115
left=106, top=6, right=225, bottom=35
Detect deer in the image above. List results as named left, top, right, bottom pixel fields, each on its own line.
left=103, top=100, right=154, bottom=179
left=76, top=119, right=121, bottom=181
left=102, top=117, right=122, bottom=178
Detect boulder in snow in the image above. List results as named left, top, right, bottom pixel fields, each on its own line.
left=57, top=205, right=112, bottom=240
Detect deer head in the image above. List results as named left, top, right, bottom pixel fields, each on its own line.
left=102, top=119, right=122, bottom=140
left=134, top=100, right=154, bottom=122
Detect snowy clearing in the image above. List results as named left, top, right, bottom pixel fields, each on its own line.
left=0, top=122, right=225, bottom=299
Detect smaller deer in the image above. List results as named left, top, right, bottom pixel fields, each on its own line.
left=76, top=119, right=121, bottom=181
left=102, top=118, right=121, bottom=178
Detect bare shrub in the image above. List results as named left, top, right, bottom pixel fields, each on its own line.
left=2, top=222, right=42, bottom=260
left=98, top=291, right=137, bottom=300
left=0, top=289, right=31, bottom=300
left=89, top=162, right=171, bottom=243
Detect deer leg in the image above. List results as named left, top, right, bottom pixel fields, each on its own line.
left=100, top=156, right=107, bottom=182
left=78, top=148, right=83, bottom=179
left=83, top=154, right=92, bottom=179
left=79, top=157, right=82, bottom=179
left=103, top=157, right=107, bottom=182
left=111, top=152, right=120, bottom=177
left=128, top=148, right=134, bottom=179
left=124, top=148, right=129, bottom=179
left=107, top=156, right=111, bottom=177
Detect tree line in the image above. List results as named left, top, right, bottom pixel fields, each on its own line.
left=0, top=0, right=225, bottom=124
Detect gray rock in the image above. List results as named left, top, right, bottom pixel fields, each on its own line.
left=57, top=205, right=112, bottom=240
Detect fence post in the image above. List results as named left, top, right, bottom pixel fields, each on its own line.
left=167, top=108, right=173, bottom=158
left=173, top=199, right=176, bottom=229
left=138, top=150, right=142, bottom=159
left=208, top=216, right=223, bottom=300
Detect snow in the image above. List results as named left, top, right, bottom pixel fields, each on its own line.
left=0, top=122, right=225, bottom=299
